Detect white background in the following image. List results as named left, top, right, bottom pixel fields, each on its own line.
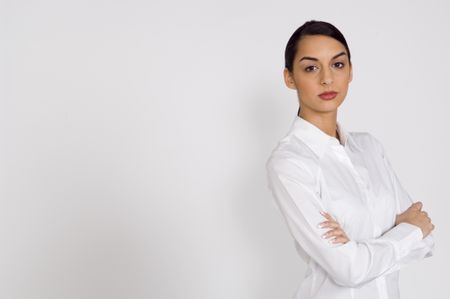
left=1, top=1, right=449, bottom=298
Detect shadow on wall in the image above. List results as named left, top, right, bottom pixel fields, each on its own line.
left=232, top=85, right=306, bottom=299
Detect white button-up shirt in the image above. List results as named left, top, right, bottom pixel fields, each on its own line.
left=265, top=115, right=434, bottom=299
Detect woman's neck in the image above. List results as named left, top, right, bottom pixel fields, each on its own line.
left=299, top=111, right=338, bottom=139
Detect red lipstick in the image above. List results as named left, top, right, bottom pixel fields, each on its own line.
left=318, top=91, right=338, bottom=100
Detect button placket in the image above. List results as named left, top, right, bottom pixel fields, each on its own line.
left=333, top=145, right=368, bottom=191
left=333, top=144, right=381, bottom=236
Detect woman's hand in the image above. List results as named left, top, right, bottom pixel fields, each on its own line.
left=395, top=201, right=435, bottom=238
left=318, top=211, right=350, bottom=244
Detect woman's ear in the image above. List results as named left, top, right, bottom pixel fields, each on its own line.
left=283, top=68, right=297, bottom=90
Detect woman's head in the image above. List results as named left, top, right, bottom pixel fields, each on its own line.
left=283, top=20, right=353, bottom=117
left=285, top=20, right=352, bottom=72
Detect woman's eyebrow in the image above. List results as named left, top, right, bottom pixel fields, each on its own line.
left=299, top=51, right=347, bottom=62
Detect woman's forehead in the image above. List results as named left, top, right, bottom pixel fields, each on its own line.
left=296, top=35, right=347, bottom=58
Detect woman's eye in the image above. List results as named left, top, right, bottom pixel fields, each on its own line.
left=334, top=62, right=345, bottom=68
left=305, top=65, right=318, bottom=72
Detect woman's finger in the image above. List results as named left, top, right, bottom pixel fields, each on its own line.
left=320, top=211, right=335, bottom=221
left=329, top=228, right=350, bottom=242
left=323, top=227, right=349, bottom=239
left=331, top=236, right=350, bottom=244
left=319, top=212, right=339, bottom=226
left=335, top=230, right=349, bottom=240
left=322, top=228, right=341, bottom=238
left=318, top=220, right=339, bottom=229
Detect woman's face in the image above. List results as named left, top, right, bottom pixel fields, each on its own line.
left=284, top=34, right=353, bottom=116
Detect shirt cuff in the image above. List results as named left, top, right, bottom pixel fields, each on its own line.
left=381, top=222, right=424, bottom=260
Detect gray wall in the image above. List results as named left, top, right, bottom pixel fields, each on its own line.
left=1, top=0, right=448, bottom=298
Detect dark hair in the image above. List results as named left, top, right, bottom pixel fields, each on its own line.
left=284, top=20, right=352, bottom=73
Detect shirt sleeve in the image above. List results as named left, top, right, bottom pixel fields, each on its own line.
left=266, top=155, right=425, bottom=288
left=369, top=134, right=435, bottom=274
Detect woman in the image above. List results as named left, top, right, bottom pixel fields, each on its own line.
left=266, top=20, right=435, bottom=299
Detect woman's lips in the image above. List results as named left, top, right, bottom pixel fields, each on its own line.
left=318, top=91, right=338, bottom=100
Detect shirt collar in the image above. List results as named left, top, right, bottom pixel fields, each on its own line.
left=288, top=115, right=362, bottom=157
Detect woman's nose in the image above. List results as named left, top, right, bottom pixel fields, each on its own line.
left=320, top=69, right=333, bottom=85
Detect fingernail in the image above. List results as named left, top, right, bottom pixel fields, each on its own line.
left=317, top=223, right=324, bottom=228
